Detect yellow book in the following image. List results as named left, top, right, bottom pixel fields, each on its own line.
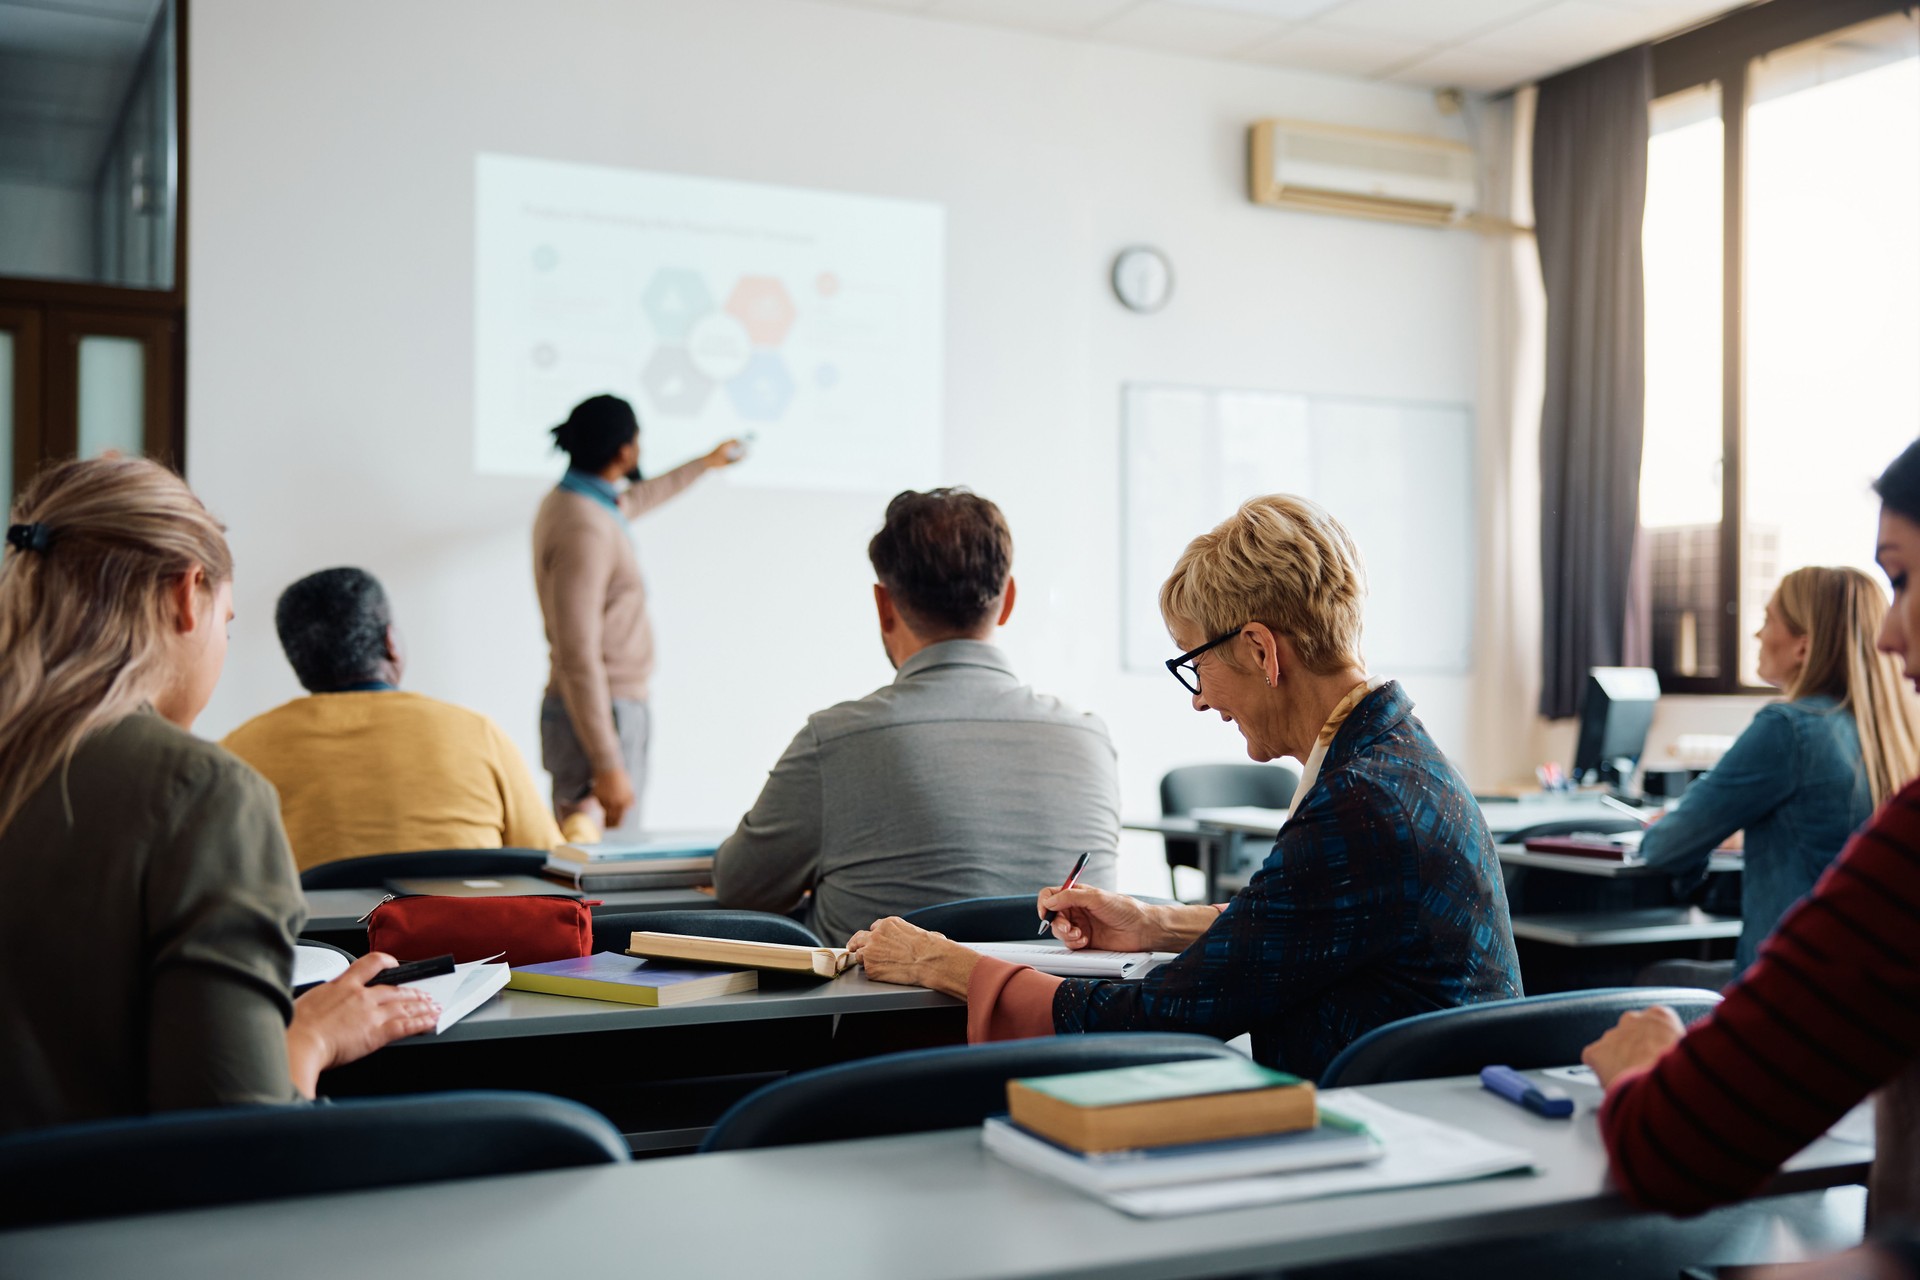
left=1007, top=1058, right=1317, bottom=1154
left=506, top=952, right=756, bottom=1006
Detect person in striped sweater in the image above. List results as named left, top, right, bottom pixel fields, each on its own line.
left=1583, top=438, right=1920, bottom=1253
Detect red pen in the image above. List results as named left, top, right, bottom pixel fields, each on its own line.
left=1038, top=851, right=1093, bottom=936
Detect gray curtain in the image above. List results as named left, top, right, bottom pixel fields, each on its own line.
left=1533, top=46, right=1653, bottom=719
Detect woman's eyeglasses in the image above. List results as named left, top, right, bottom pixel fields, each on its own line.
left=1165, top=629, right=1241, bottom=695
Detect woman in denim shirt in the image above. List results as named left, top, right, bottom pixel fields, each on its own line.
left=1641, top=565, right=1920, bottom=975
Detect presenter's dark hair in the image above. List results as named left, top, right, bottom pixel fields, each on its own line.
left=276, top=567, right=393, bottom=693
left=868, top=488, right=1013, bottom=635
left=551, top=395, right=640, bottom=473
left=1875, top=438, right=1920, bottom=526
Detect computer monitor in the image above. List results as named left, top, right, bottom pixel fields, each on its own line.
left=1571, top=667, right=1661, bottom=793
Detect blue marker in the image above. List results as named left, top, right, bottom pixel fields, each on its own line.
left=1480, top=1065, right=1574, bottom=1118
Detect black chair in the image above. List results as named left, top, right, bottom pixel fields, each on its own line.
left=1159, top=763, right=1299, bottom=897
left=700, top=1032, right=1242, bottom=1152
left=1316, top=987, right=1723, bottom=1088
left=0, top=1090, right=628, bottom=1228
left=592, top=908, right=823, bottom=954
left=298, top=847, right=548, bottom=891
left=899, top=895, right=1044, bottom=942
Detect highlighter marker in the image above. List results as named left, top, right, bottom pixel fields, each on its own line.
left=1480, top=1065, right=1574, bottom=1118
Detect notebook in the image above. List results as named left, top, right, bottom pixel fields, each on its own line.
left=385, top=875, right=582, bottom=899
left=507, top=952, right=757, bottom=1006
left=540, top=859, right=710, bottom=892
left=402, top=956, right=511, bottom=1033
left=982, top=1115, right=1382, bottom=1194
left=962, top=942, right=1174, bottom=980
left=550, top=833, right=723, bottom=865
left=625, top=932, right=854, bottom=978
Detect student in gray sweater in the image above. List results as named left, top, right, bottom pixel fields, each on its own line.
left=712, top=488, right=1120, bottom=947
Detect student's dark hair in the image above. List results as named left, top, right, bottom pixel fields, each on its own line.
left=1874, top=438, right=1920, bottom=526
left=275, top=568, right=393, bottom=693
left=550, top=395, right=640, bottom=473
left=867, top=488, right=1013, bottom=636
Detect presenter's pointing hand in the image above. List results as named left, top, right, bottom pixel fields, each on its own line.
left=704, top=439, right=746, bottom=469
left=593, top=767, right=636, bottom=830
left=1038, top=885, right=1156, bottom=953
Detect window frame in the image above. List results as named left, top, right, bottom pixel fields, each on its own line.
left=1646, top=0, right=1915, bottom=694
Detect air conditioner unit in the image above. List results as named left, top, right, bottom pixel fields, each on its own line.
left=1249, top=118, right=1479, bottom=229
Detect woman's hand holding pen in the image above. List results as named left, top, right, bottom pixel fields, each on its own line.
left=1038, top=885, right=1160, bottom=952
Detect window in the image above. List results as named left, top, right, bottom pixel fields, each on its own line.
left=1640, top=0, right=1920, bottom=693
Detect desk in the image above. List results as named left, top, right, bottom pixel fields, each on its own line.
left=1510, top=907, right=1744, bottom=948
left=321, top=969, right=963, bottom=1152
left=1496, top=844, right=1743, bottom=879
left=0, top=1072, right=1868, bottom=1280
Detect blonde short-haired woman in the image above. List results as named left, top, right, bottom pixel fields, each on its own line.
left=1640, top=565, right=1920, bottom=977
left=852, top=495, right=1520, bottom=1078
left=0, top=457, right=439, bottom=1135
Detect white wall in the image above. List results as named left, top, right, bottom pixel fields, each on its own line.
left=188, top=0, right=1483, bottom=891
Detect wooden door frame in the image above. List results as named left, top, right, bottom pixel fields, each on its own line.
left=43, top=309, right=180, bottom=468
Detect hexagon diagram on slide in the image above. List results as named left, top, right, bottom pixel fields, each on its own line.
left=641, top=269, right=716, bottom=342
left=725, top=276, right=796, bottom=346
left=725, top=351, right=795, bottom=421
left=642, top=346, right=716, bottom=416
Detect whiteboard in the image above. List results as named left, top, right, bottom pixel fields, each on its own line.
left=1122, top=385, right=1474, bottom=676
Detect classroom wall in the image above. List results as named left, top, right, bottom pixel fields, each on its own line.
left=188, top=0, right=1487, bottom=891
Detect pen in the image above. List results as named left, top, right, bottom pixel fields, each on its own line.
left=1038, top=851, right=1093, bottom=936
left=1599, top=793, right=1654, bottom=825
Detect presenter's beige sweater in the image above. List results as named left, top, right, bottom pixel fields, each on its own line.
left=531, top=459, right=704, bottom=772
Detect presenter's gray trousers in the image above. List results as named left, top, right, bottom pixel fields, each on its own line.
left=540, top=692, right=650, bottom=838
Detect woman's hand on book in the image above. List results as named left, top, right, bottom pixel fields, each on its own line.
left=848, top=918, right=980, bottom=998
left=285, top=952, right=441, bottom=1097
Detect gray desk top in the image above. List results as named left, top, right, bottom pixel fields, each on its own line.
left=302, top=886, right=725, bottom=932
left=407, top=967, right=959, bottom=1044
left=0, top=1072, right=1868, bottom=1280
left=1511, top=907, right=1745, bottom=947
left=1496, top=844, right=1743, bottom=878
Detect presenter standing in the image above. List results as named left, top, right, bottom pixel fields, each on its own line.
left=533, top=394, right=740, bottom=836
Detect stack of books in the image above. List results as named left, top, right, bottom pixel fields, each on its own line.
left=983, top=1058, right=1382, bottom=1196
left=540, top=832, right=721, bottom=892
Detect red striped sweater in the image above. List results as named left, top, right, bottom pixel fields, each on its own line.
left=1599, top=778, right=1920, bottom=1217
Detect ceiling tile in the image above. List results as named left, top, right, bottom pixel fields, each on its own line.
left=1092, top=1, right=1286, bottom=56
left=1169, top=0, right=1348, bottom=19
left=1382, top=45, right=1537, bottom=91
left=1314, top=0, right=1552, bottom=45
left=1459, top=0, right=1673, bottom=64
left=1239, top=25, right=1428, bottom=78
left=924, top=0, right=1137, bottom=33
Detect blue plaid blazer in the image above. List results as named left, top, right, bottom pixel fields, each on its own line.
left=1053, top=681, right=1521, bottom=1079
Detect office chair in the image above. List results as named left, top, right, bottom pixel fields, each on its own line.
left=1316, top=987, right=1723, bottom=1088
left=592, top=908, right=823, bottom=954
left=298, top=848, right=548, bottom=890
left=700, top=1033, right=1242, bottom=1152
left=1159, top=763, right=1299, bottom=897
left=0, top=1091, right=629, bottom=1228
left=899, top=895, right=1049, bottom=942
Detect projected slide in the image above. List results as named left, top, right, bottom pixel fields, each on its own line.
left=474, top=153, right=945, bottom=491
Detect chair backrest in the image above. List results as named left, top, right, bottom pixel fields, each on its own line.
left=0, top=1090, right=628, bottom=1228
left=700, top=1032, right=1243, bottom=1152
left=297, top=848, right=547, bottom=890
left=899, top=895, right=1044, bottom=942
left=1502, top=817, right=1645, bottom=843
left=1158, top=763, right=1299, bottom=872
left=1316, top=987, right=1723, bottom=1088
left=592, top=909, right=823, bottom=954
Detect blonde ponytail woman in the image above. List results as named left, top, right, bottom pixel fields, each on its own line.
left=1640, top=565, right=1920, bottom=978
left=0, top=457, right=439, bottom=1136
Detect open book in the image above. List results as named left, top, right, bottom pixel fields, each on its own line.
left=626, top=932, right=854, bottom=978
left=963, top=942, right=1175, bottom=979
left=401, top=957, right=510, bottom=1033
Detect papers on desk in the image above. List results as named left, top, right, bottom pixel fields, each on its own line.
left=963, top=942, right=1175, bottom=979
left=1001, top=1092, right=1533, bottom=1218
left=292, top=944, right=351, bottom=988
left=403, top=957, right=510, bottom=1033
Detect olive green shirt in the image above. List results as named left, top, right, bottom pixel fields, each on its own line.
left=0, top=710, right=305, bottom=1135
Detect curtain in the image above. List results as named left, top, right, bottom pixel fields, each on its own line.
left=1532, top=46, right=1653, bottom=720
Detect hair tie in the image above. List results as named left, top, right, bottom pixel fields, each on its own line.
left=6, top=523, right=51, bottom=554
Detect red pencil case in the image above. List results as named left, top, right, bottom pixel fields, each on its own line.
left=366, top=894, right=594, bottom=967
